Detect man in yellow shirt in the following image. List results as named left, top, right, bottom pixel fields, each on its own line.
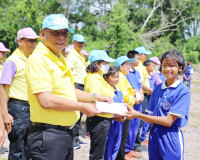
left=65, top=34, right=87, bottom=149
left=25, top=14, right=112, bottom=160
left=0, top=27, right=40, bottom=160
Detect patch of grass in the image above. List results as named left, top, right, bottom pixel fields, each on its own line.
left=0, top=158, right=8, bottom=160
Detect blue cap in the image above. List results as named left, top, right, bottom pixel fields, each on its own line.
left=73, top=34, right=87, bottom=43
left=42, top=14, right=74, bottom=33
left=89, top=50, right=116, bottom=63
left=135, top=46, right=152, bottom=55
left=116, top=56, right=136, bottom=68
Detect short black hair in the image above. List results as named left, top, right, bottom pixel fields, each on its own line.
left=160, top=50, right=186, bottom=75
left=105, top=50, right=110, bottom=56
left=103, top=66, right=119, bottom=79
left=143, top=60, right=154, bottom=66
left=127, top=50, right=139, bottom=59
left=86, top=60, right=103, bottom=73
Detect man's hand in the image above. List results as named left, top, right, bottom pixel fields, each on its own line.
left=94, top=95, right=113, bottom=103
left=0, top=125, right=5, bottom=149
left=80, top=103, right=101, bottom=117
left=125, top=105, right=140, bottom=120
left=2, top=113, right=14, bottom=133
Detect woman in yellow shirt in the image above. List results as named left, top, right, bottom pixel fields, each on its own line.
left=84, top=50, right=116, bottom=160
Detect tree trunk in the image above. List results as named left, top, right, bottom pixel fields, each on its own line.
left=66, top=0, right=71, bottom=19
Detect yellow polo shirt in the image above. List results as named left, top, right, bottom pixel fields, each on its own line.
left=5, top=48, right=28, bottom=101
left=25, top=42, right=79, bottom=126
left=0, top=64, right=3, bottom=78
left=135, top=61, right=150, bottom=93
left=116, top=72, right=135, bottom=107
left=65, top=49, right=87, bottom=85
left=84, top=72, right=114, bottom=118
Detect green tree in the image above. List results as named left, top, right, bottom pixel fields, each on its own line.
left=0, top=0, right=64, bottom=54
left=106, top=2, right=135, bottom=58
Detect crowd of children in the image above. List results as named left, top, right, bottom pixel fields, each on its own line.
left=0, top=13, right=191, bottom=160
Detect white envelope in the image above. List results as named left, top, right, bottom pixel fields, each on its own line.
left=135, top=92, right=141, bottom=101
left=96, top=101, right=128, bottom=115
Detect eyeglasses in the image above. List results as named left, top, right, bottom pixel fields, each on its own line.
left=22, top=38, right=37, bottom=43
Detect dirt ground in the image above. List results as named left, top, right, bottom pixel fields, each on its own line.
left=0, top=65, right=200, bottom=160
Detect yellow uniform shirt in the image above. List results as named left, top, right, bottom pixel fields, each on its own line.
left=135, top=61, right=150, bottom=93
left=25, top=42, right=79, bottom=126
left=65, top=49, right=87, bottom=85
left=5, top=48, right=28, bottom=101
left=0, top=64, right=3, bottom=78
left=116, top=72, right=135, bottom=107
left=84, top=72, right=114, bottom=118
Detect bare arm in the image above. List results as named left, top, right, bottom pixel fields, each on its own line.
left=74, top=88, right=113, bottom=103
left=35, top=91, right=101, bottom=117
left=0, top=84, right=13, bottom=133
left=0, top=105, right=5, bottom=149
left=142, top=83, right=153, bottom=95
left=139, top=88, right=144, bottom=102
left=126, top=106, right=178, bottom=127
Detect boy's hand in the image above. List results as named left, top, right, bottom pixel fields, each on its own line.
left=125, top=105, right=140, bottom=119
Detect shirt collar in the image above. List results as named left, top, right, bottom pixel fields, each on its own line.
left=129, top=68, right=135, bottom=72
left=161, top=79, right=181, bottom=89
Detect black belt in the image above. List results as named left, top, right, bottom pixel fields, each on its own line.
left=32, top=122, right=74, bottom=130
left=144, top=93, right=149, bottom=96
left=9, top=98, right=29, bottom=106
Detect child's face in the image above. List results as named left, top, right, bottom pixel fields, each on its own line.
left=105, top=71, right=119, bottom=87
left=161, top=58, right=182, bottom=82
left=146, top=63, right=155, bottom=73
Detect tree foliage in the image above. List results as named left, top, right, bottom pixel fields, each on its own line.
left=0, top=0, right=200, bottom=63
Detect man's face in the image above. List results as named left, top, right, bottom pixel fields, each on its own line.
left=0, top=51, right=7, bottom=61
left=140, top=54, right=147, bottom=62
left=41, top=28, right=69, bottom=56
left=73, top=41, right=84, bottom=52
left=130, top=54, right=140, bottom=69
left=18, top=38, right=37, bottom=54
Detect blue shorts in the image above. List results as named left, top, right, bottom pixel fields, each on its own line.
left=149, top=125, right=184, bottom=160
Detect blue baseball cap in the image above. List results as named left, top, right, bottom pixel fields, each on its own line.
left=42, top=14, right=74, bottom=33
left=89, top=50, right=116, bottom=63
left=116, top=56, right=136, bottom=68
left=73, top=34, right=87, bottom=43
left=135, top=46, right=152, bottom=55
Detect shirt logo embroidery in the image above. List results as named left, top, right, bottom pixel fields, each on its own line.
left=163, top=101, right=171, bottom=110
